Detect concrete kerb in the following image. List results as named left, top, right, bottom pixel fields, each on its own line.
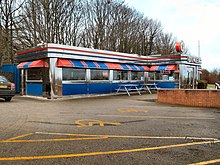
left=14, top=93, right=157, bottom=102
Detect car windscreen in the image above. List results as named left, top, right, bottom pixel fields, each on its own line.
left=0, top=76, right=8, bottom=83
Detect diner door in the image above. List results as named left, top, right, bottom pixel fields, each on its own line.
left=25, top=68, right=43, bottom=96
left=186, top=67, right=195, bottom=89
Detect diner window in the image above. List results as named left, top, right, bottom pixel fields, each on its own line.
left=91, top=69, right=109, bottom=80
left=148, top=72, right=161, bottom=80
left=113, top=70, right=129, bottom=80
left=148, top=72, right=155, bottom=80
left=131, top=72, right=144, bottom=80
left=27, top=68, right=43, bottom=80
left=155, top=72, right=161, bottom=80
left=148, top=71, right=174, bottom=80
left=63, top=68, right=86, bottom=81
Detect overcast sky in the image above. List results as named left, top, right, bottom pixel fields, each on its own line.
left=124, top=0, right=220, bottom=70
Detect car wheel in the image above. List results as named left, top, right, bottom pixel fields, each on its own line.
left=5, top=97, right=12, bottom=102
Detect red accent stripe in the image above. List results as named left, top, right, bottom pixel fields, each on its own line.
left=125, top=64, right=132, bottom=70
left=47, top=47, right=144, bottom=61
left=93, top=62, right=100, bottom=68
left=17, top=45, right=186, bottom=61
left=46, top=46, right=186, bottom=61
left=134, top=65, right=140, bottom=71
left=17, top=47, right=48, bottom=55
left=81, top=61, right=88, bottom=68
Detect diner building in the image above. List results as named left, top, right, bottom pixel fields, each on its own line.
left=16, top=43, right=202, bottom=99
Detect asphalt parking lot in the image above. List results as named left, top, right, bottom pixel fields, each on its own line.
left=0, top=94, right=219, bottom=165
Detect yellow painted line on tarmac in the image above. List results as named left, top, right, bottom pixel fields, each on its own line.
left=132, top=105, right=180, bottom=108
left=0, top=140, right=219, bottom=161
left=1, top=132, right=218, bottom=143
left=35, top=132, right=219, bottom=141
left=102, top=135, right=219, bottom=141
left=2, top=133, right=33, bottom=142
left=0, top=132, right=108, bottom=143
left=188, top=158, right=220, bottom=165
left=98, top=115, right=215, bottom=120
left=133, top=106, right=171, bottom=109
left=75, top=119, right=120, bottom=127
left=133, top=105, right=209, bottom=110
left=2, top=136, right=108, bottom=143
left=117, top=108, right=148, bottom=113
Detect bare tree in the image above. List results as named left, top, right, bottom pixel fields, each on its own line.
left=146, top=19, right=162, bottom=55
left=0, top=0, right=24, bottom=64
left=15, top=0, right=84, bottom=47
left=83, top=0, right=115, bottom=49
left=0, top=0, right=185, bottom=66
left=154, top=32, right=176, bottom=55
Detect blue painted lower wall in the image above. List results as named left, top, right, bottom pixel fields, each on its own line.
left=88, top=83, right=112, bottom=94
left=25, top=81, right=176, bottom=96
left=26, top=83, right=43, bottom=96
left=62, top=84, right=88, bottom=95
left=62, top=82, right=144, bottom=96
left=149, top=81, right=176, bottom=88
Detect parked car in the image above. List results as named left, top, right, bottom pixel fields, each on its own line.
left=0, top=75, right=15, bottom=101
left=215, top=82, right=220, bottom=89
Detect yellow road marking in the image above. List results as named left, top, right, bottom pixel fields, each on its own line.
left=1, top=132, right=218, bottom=143
left=132, top=106, right=211, bottom=111
left=188, top=158, right=220, bottom=165
left=2, top=137, right=108, bottom=143
left=0, top=133, right=108, bottom=143
left=2, top=133, right=33, bottom=142
left=0, top=140, right=219, bottom=161
left=132, top=105, right=180, bottom=109
left=117, top=108, right=148, bottom=113
left=75, top=119, right=120, bottom=127
left=98, top=115, right=215, bottom=120
left=34, top=132, right=219, bottom=141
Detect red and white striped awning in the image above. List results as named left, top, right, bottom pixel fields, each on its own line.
left=56, top=59, right=150, bottom=71
left=17, top=60, right=49, bottom=69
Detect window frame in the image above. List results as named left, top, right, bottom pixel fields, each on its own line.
left=112, top=70, right=130, bottom=81
left=26, top=68, right=43, bottom=82
left=130, top=71, right=145, bottom=81
left=90, top=69, right=110, bottom=81
left=62, top=68, right=86, bottom=82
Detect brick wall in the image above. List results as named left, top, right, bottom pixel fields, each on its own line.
left=157, top=89, right=220, bottom=108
